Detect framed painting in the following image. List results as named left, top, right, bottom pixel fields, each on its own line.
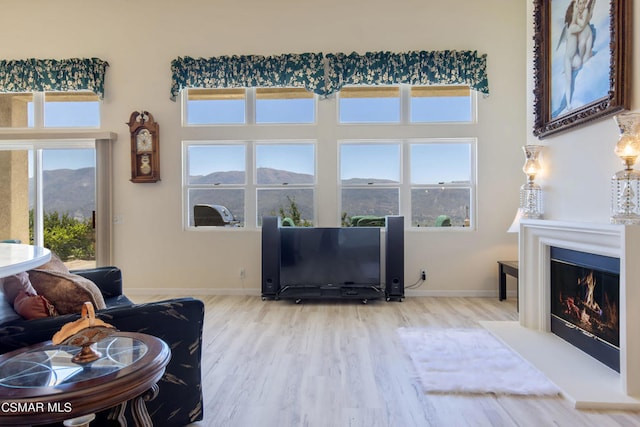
left=532, top=0, right=630, bottom=138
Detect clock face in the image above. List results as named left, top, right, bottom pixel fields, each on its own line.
left=136, top=129, right=153, bottom=153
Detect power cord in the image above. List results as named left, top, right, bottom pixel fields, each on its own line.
left=405, top=276, right=425, bottom=290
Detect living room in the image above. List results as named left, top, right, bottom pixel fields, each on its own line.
left=1, top=0, right=640, bottom=426
left=1, top=0, right=528, bottom=296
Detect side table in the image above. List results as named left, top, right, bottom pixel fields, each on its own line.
left=497, top=260, right=518, bottom=301
left=0, top=331, right=170, bottom=426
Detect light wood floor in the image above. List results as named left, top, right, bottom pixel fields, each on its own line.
left=137, top=295, right=640, bottom=427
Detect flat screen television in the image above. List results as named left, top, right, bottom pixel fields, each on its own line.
left=279, top=227, right=381, bottom=288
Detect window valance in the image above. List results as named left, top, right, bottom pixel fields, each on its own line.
left=171, top=53, right=325, bottom=100
left=170, top=50, right=488, bottom=100
left=0, top=58, right=109, bottom=99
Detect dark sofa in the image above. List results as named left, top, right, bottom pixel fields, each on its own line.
left=0, top=266, right=204, bottom=427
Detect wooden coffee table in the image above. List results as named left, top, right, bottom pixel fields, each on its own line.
left=0, top=332, right=170, bottom=426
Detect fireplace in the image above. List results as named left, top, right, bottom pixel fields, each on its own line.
left=483, top=219, right=640, bottom=408
left=550, top=247, right=620, bottom=372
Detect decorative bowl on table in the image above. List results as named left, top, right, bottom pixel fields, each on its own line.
left=52, top=302, right=117, bottom=364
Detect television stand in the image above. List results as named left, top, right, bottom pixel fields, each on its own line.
left=276, top=284, right=384, bottom=303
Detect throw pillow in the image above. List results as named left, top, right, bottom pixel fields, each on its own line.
left=1, top=271, right=37, bottom=304
left=28, top=270, right=106, bottom=315
left=33, top=252, right=69, bottom=274
left=13, top=291, right=57, bottom=319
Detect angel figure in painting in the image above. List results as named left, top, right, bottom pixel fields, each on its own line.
left=556, top=0, right=596, bottom=113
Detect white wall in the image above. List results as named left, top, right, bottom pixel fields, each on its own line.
left=525, top=0, right=640, bottom=222
left=1, top=0, right=526, bottom=295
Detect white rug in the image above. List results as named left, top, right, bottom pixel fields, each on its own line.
left=397, top=327, right=560, bottom=396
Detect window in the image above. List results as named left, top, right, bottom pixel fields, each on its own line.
left=183, top=141, right=316, bottom=228
left=339, top=140, right=474, bottom=228
left=185, top=87, right=315, bottom=125
left=256, top=143, right=315, bottom=225
left=0, top=59, right=110, bottom=262
left=410, top=141, right=474, bottom=227
left=44, top=92, right=100, bottom=127
left=339, top=87, right=400, bottom=123
left=337, top=85, right=474, bottom=228
left=182, top=83, right=476, bottom=230
left=410, top=86, right=472, bottom=123
left=40, top=147, right=97, bottom=267
left=0, top=91, right=100, bottom=129
left=186, top=144, right=246, bottom=226
left=0, top=141, right=108, bottom=269
left=0, top=90, right=109, bottom=263
left=256, top=88, right=315, bottom=124
left=186, top=89, right=246, bottom=125
left=338, top=85, right=473, bottom=124
left=340, top=143, right=401, bottom=220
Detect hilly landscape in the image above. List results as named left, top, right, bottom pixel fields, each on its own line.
left=30, top=167, right=96, bottom=220
left=39, top=167, right=470, bottom=226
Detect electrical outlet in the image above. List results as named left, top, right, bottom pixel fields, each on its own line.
left=421, top=269, right=427, bottom=281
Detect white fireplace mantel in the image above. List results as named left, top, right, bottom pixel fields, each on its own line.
left=484, top=219, right=640, bottom=409
left=518, top=220, right=635, bottom=331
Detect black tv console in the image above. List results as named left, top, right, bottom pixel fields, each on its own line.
left=261, top=216, right=404, bottom=303
left=277, top=284, right=385, bottom=303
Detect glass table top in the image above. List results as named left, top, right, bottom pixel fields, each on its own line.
left=0, top=336, right=148, bottom=389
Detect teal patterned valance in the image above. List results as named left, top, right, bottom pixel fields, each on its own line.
left=171, top=53, right=326, bottom=100
left=324, top=51, right=489, bottom=94
left=0, top=58, right=109, bottom=99
left=170, top=50, right=488, bottom=100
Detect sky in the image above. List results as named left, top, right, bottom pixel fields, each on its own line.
left=43, top=149, right=95, bottom=170
left=30, top=101, right=101, bottom=129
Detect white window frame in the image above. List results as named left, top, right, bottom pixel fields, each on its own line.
left=182, top=87, right=318, bottom=126
left=182, top=140, right=318, bottom=229
left=0, top=91, right=102, bottom=130
left=254, top=140, right=317, bottom=227
left=181, top=83, right=478, bottom=230
left=338, top=138, right=476, bottom=229
left=182, top=140, right=248, bottom=229
left=407, top=138, right=476, bottom=229
left=337, top=85, right=477, bottom=124
left=0, top=132, right=115, bottom=264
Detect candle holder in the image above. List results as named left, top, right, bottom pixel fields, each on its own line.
left=611, top=112, right=640, bottom=224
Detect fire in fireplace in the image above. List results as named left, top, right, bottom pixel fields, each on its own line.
left=550, top=247, right=620, bottom=372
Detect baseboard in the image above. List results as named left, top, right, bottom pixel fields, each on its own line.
left=125, top=287, right=497, bottom=298
left=405, top=289, right=496, bottom=298
left=124, top=287, right=262, bottom=297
